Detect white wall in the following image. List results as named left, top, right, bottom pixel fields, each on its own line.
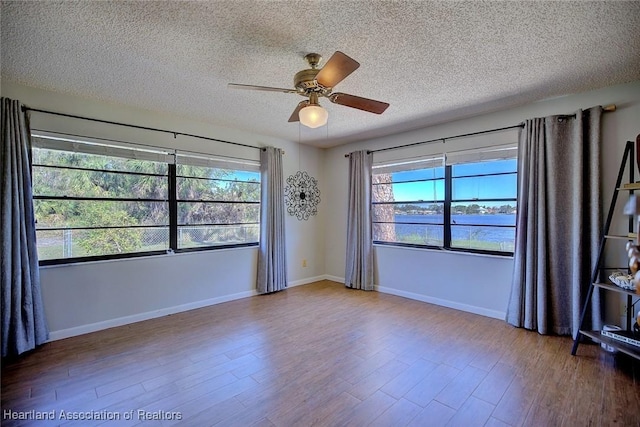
left=325, top=80, right=640, bottom=320
left=284, top=143, right=327, bottom=280
left=39, top=249, right=258, bottom=337
left=1, top=82, right=327, bottom=339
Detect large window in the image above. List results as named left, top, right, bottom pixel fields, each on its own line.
left=32, top=134, right=260, bottom=264
left=372, top=145, right=517, bottom=255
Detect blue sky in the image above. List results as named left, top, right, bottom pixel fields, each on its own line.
left=232, top=160, right=517, bottom=203
left=229, top=170, right=260, bottom=182
left=389, top=159, right=517, bottom=203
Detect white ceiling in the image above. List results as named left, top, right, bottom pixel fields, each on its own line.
left=1, top=1, right=639, bottom=148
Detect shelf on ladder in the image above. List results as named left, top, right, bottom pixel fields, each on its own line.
left=572, top=135, right=640, bottom=360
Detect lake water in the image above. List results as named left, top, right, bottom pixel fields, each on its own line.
left=382, top=214, right=516, bottom=246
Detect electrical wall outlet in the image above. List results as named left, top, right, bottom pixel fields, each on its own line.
left=302, top=259, right=307, bottom=268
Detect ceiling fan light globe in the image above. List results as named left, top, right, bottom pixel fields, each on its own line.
left=299, top=105, right=328, bottom=128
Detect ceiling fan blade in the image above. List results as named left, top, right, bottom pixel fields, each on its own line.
left=288, top=101, right=308, bottom=122
left=329, top=93, right=390, bottom=114
left=315, top=51, right=360, bottom=88
left=228, top=83, right=297, bottom=94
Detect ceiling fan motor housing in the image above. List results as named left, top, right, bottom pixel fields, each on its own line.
left=294, top=68, right=322, bottom=93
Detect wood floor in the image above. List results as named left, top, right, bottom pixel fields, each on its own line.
left=2, top=280, right=639, bottom=427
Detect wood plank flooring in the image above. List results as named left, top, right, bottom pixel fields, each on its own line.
left=2, top=280, right=639, bottom=426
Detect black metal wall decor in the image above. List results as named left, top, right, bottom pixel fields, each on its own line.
left=284, top=171, right=320, bottom=220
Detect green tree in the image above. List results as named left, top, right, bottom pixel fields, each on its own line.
left=33, top=145, right=263, bottom=255
left=452, top=205, right=466, bottom=214
left=33, top=148, right=155, bottom=255
left=177, top=165, right=260, bottom=245
left=76, top=203, right=142, bottom=255
left=465, top=204, right=481, bottom=214
left=498, top=204, right=515, bottom=214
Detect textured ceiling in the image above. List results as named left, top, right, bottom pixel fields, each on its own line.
left=1, top=1, right=639, bottom=148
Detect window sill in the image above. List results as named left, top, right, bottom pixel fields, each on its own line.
left=38, top=243, right=259, bottom=269
left=373, top=243, right=514, bottom=260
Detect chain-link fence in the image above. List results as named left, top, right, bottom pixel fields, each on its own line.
left=178, top=225, right=259, bottom=248
left=36, top=225, right=260, bottom=260
left=142, top=227, right=169, bottom=248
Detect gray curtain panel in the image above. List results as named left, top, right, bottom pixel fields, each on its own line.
left=506, top=107, right=602, bottom=337
left=345, top=150, right=374, bottom=290
left=257, top=147, right=287, bottom=294
left=1, top=98, right=49, bottom=357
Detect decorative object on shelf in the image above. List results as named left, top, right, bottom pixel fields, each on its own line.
left=625, top=193, right=640, bottom=294
left=284, top=171, right=320, bottom=220
left=608, top=271, right=636, bottom=290
left=636, top=133, right=640, bottom=175
left=601, top=328, right=640, bottom=348
left=623, top=133, right=640, bottom=293
left=601, top=324, right=622, bottom=352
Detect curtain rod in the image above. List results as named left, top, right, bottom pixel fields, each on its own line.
left=344, top=104, right=616, bottom=157
left=30, top=128, right=259, bottom=164
left=22, top=106, right=263, bottom=151
left=344, top=124, right=523, bottom=157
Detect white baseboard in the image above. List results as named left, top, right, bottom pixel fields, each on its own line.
left=317, top=277, right=504, bottom=320
left=375, top=285, right=506, bottom=320
left=48, top=290, right=257, bottom=341
left=289, top=275, right=345, bottom=286
left=288, top=275, right=328, bottom=287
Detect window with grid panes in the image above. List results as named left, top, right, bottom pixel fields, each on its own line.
left=372, top=145, right=517, bottom=255
left=31, top=133, right=260, bottom=264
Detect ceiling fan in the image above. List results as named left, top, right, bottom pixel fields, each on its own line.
left=228, top=51, right=390, bottom=128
